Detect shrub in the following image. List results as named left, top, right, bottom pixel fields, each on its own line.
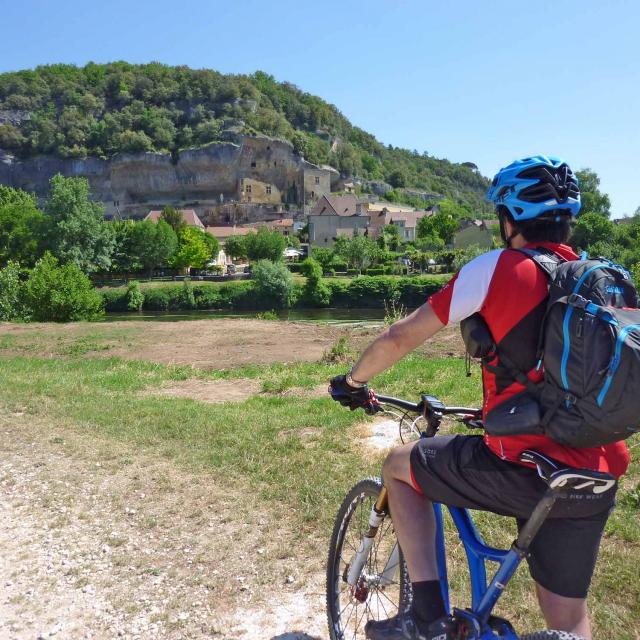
left=179, top=279, right=196, bottom=309
left=100, top=288, right=128, bottom=312
left=142, top=287, right=170, bottom=310
left=0, top=261, right=28, bottom=321
left=322, top=336, right=354, bottom=363
left=332, top=260, right=348, bottom=272
left=365, top=267, right=384, bottom=276
left=287, top=263, right=302, bottom=273
left=125, top=280, right=144, bottom=311
left=251, top=260, right=294, bottom=308
left=346, top=268, right=360, bottom=277
left=300, top=258, right=331, bottom=307
left=24, top=253, right=104, bottom=322
left=255, top=310, right=278, bottom=320
left=192, top=285, right=222, bottom=309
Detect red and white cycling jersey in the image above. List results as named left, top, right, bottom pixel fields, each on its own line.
left=429, top=241, right=630, bottom=478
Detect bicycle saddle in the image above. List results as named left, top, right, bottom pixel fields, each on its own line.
left=519, top=450, right=616, bottom=495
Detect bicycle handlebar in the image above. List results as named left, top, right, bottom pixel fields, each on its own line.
left=375, top=393, right=481, bottom=418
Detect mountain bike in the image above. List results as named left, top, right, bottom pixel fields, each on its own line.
left=326, top=393, right=616, bottom=640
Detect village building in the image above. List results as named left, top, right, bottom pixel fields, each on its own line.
left=308, top=195, right=369, bottom=247
left=362, top=202, right=435, bottom=241
left=144, top=209, right=205, bottom=229
left=264, top=218, right=295, bottom=236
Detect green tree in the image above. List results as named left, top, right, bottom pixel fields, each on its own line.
left=383, top=224, right=402, bottom=251
left=224, top=234, right=247, bottom=260
left=252, top=259, right=294, bottom=308
left=44, top=175, right=115, bottom=274
left=23, top=253, right=104, bottom=321
left=576, top=168, right=611, bottom=218
left=244, top=227, right=287, bottom=262
left=160, top=207, right=186, bottom=234
left=202, top=230, right=220, bottom=261
left=0, top=186, right=47, bottom=267
left=130, top=219, right=178, bottom=274
left=417, top=208, right=458, bottom=245
left=170, top=226, right=211, bottom=270
left=309, top=247, right=335, bottom=270
left=571, top=212, right=615, bottom=250
left=344, top=236, right=378, bottom=271
left=388, top=170, right=407, bottom=188
left=0, top=261, right=28, bottom=321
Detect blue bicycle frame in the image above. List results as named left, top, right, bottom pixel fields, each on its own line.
left=434, top=503, right=521, bottom=640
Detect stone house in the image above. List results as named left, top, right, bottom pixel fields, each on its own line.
left=308, top=195, right=369, bottom=247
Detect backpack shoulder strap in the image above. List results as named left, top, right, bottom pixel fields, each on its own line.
left=514, top=247, right=565, bottom=278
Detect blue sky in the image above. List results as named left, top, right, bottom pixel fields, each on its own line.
left=1, top=0, right=638, bottom=216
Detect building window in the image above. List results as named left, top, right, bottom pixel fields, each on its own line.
left=311, top=191, right=315, bottom=199
left=247, top=196, right=252, bottom=203
left=266, top=185, right=272, bottom=195
left=245, top=184, right=252, bottom=194
left=251, top=161, right=256, bottom=168
left=315, top=176, right=320, bottom=185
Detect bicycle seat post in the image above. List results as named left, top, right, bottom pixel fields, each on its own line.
left=513, top=488, right=558, bottom=554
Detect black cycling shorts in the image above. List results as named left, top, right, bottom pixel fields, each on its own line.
left=409, top=435, right=617, bottom=598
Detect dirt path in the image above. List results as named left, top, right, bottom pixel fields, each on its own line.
left=0, top=413, right=330, bottom=640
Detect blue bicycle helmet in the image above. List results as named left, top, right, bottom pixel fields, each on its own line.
left=486, top=155, right=581, bottom=221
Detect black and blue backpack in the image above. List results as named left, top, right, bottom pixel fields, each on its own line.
left=460, top=248, right=640, bottom=448
left=487, top=248, right=640, bottom=447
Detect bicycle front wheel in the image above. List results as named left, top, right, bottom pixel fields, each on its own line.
left=326, top=477, right=412, bottom=640
left=519, top=631, right=585, bottom=639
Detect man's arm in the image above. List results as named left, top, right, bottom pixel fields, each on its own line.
left=350, top=302, right=445, bottom=384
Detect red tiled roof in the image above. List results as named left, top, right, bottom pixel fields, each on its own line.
left=206, top=226, right=258, bottom=239
left=145, top=209, right=205, bottom=229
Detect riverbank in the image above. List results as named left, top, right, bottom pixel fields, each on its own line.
left=99, top=274, right=450, bottom=312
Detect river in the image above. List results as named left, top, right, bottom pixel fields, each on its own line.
left=103, top=307, right=396, bottom=324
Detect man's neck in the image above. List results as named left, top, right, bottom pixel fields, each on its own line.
left=508, top=234, right=527, bottom=249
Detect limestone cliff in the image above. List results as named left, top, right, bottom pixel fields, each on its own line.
left=0, top=135, right=335, bottom=219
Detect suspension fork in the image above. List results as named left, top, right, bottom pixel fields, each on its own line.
left=346, top=487, right=392, bottom=586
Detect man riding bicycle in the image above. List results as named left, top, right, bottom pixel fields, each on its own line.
left=330, top=156, right=630, bottom=640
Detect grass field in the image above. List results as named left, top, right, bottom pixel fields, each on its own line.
left=0, top=325, right=638, bottom=637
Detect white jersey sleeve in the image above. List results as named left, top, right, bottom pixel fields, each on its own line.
left=429, top=249, right=503, bottom=325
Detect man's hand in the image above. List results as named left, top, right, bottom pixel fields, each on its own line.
left=329, top=375, right=379, bottom=414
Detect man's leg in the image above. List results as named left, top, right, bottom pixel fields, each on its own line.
left=382, top=442, right=438, bottom=581
left=535, top=583, right=591, bottom=639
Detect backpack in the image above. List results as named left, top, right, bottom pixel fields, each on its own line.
left=488, top=248, right=640, bottom=447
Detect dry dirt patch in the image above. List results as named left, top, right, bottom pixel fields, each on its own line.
left=150, top=378, right=263, bottom=403
left=0, top=411, right=329, bottom=639
left=0, top=319, right=465, bottom=371
left=148, top=381, right=329, bottom=404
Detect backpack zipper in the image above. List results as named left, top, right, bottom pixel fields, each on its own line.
left=596, top=323, right=640, bottom=407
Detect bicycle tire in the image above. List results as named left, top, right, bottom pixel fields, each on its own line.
left=326, top=477, right=412, bottom=640
left=519, top=631, right=586, bottom=640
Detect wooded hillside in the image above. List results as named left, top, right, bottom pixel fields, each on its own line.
left=0, top=63, right=489, bottom=211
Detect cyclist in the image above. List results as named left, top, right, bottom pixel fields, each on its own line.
left=330, top=156, right=630, bottom=640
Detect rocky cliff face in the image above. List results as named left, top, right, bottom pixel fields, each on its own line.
left=0, top=135, right=334, bottom=217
